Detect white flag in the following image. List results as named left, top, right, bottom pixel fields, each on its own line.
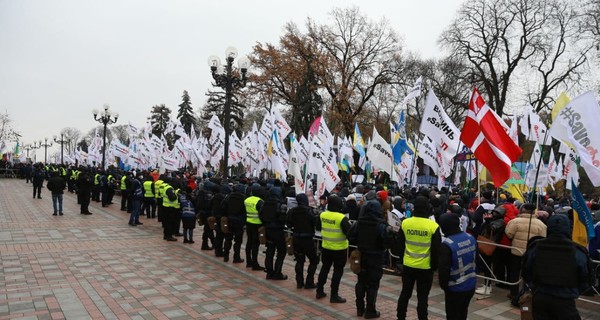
left=288, top=139, right=305, bottom=193
left=548, top=92, right=600, bottom=186
left=420, top=89, right=460, bottom=170
left=366, top=127, right=393, bottom=174
left=418, top=136, right=440, bottom=173
left=527, top=110, right=548, bottom=145
left=402, top=76, right=422, bottom=105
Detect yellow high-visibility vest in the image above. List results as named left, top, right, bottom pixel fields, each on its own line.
left=143, top=181, right=154, bottom=198
left=320, top=210, right=348, bottom=251
left=120, top=175, right=127, bottom=190
left=244, top=196, right=262, bottom=225
left=401, top=217, right=439, bottom=269
left=162, top=186, right=180, bottom=209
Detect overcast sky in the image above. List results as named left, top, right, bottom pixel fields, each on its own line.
left=0, top=0, right=464, bottom=158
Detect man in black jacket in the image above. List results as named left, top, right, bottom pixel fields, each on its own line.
left=348, top=200, right=393, bottom=318
left=522, top=214, right=594, bottom=320
left=76, top=169, right=94, bottom=215
left=287, top=193, right=319, bottom=289
left=32, top=164, right=45, bottom=199
left=222, top=184, right=246, bottom=263
left=47, top=171, right=66, bottom=216
left=259, top=187, right=288, bottom=280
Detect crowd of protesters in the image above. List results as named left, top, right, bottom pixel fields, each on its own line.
left=20, top=162, right=599, bottom=320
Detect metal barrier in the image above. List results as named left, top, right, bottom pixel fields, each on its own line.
left=285, top=229, right=600, bottom=305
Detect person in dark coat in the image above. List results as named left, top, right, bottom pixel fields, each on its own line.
left=348, top=200, right=394, bottom=318
left=76, top=169, right=94, bottom=215
left=287, top=193, right=319, bottom=289
left=259, top=187, right=288, bottom=280
left=211, top=185, right=227, bottom=257
left=221, top=184, right=246, bottom=263
left=32, top=164, right=45, bottom=199
left=438, top=213, right=477, bottom=320
left=47, top=171, right=66, bottom=216
left=522, top=214, right=594, bottom=320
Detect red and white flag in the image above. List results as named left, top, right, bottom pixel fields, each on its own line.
left=460, top=87, right=522, bottom=187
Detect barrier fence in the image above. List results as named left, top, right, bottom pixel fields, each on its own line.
left=283, top=229, right=600, bottom=306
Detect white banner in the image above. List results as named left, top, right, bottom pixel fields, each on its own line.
left=549, top=92, right=600, bottom=186
left=366, top=127, right=393, bottom=174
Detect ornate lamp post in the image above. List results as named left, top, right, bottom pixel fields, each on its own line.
left=39, top=138, right=53, bottom=164
left=22, top=142, right=41, bottom=161
left=92, top=105, right=119, bottom=169
left=207, top=47, right=251, bottom=178
left=53, top=134, right=70, bottom=165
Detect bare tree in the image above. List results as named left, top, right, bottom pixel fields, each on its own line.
left=307, top=6, right=403, bottom=136
left=59, top=127, right=82, bottom=155
left=111, top=125, right=129, bottom=145
left=440, top=0, right=594, bottom=116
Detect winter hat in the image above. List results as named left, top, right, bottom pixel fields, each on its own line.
left=376, top=190, right=388, bottom=203
left=413, top=196, right=431, bottom=217
left=327, top=195, right=344, bottom=212
left=546, top=214, right=571, bottom=238
left=439, top=213, right=461, bottom=236
left=365, top=190, right=377, bottom=201
left=492, top=205, right=506, bottom=217
left=296, top=193, right=309, bottom=206
left=363, top=201, right=382, bottom=218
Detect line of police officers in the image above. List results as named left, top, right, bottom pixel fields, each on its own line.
left=31, top=166, right=594, bottom=320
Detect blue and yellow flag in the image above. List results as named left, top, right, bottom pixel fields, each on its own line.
left=392, top=110, right=413, bottom=164
left=571, top=179, right=596, bottom=247
left=353, top=123, right=365, bottom=158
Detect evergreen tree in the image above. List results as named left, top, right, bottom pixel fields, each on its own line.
left=290, top=54, right=322, bottom=137
left=177, top=90, right=196, bottom=136
left=201, top=90, right=246, bottom=136
left=148, top=104, right=171, bottom=138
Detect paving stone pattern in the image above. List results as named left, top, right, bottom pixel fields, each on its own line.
left=1, top=179, right=598, bottom=319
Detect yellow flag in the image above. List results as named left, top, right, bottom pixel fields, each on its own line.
left=572, top=208, right=588, bottom=248
left=551, top=92, right=571, bottom=122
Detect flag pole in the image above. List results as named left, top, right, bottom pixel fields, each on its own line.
left=408, top=137, right=421, bottom=188
left=527, top=131, right=549, bottom=205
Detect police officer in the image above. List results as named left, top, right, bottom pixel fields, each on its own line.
left=161, top=179, right=179, bottom=241
left=76, top=169, right=94, bottom=215
left=142, top=175, right=156, bottom=218
left=438, top=213, right=477, bottom=320
left=316, top=195, right=350, bottom=303
left=221, top=183, right=247, bottom=263
left=287, top=193, right=319, bottom=289
left=396, top=196, right=441, bottom=320
left=259, top=187, right=288, bottom=280
left=348, top=200, right=394, bottom=318
left=522, top=214, right=594, bottom=320
left=92, top=170, right=101, bottom=202
left=244, top=184, right=265, bottom=270
left=195, top=180, right=215, bottom=250
left=211, top=184, right=227, bottom=257
left=120, top=172, right=131, bottom=212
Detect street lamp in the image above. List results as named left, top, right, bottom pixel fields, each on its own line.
left=22, top=142, right=41, bottom=162
left=207, top=46, right=251, bottom=178
left=92, top=105, right=119, bottom=169
left=39, top=138, right=53, bottom=164
left=53, top=134, right=70, bottom=165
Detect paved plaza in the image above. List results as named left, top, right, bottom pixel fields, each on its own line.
left=0, top=178, right=598, bottom=319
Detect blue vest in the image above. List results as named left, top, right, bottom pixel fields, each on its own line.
left=443, top=232, right=477, bottom=292
left=180, top=194, right=196, bottom=219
